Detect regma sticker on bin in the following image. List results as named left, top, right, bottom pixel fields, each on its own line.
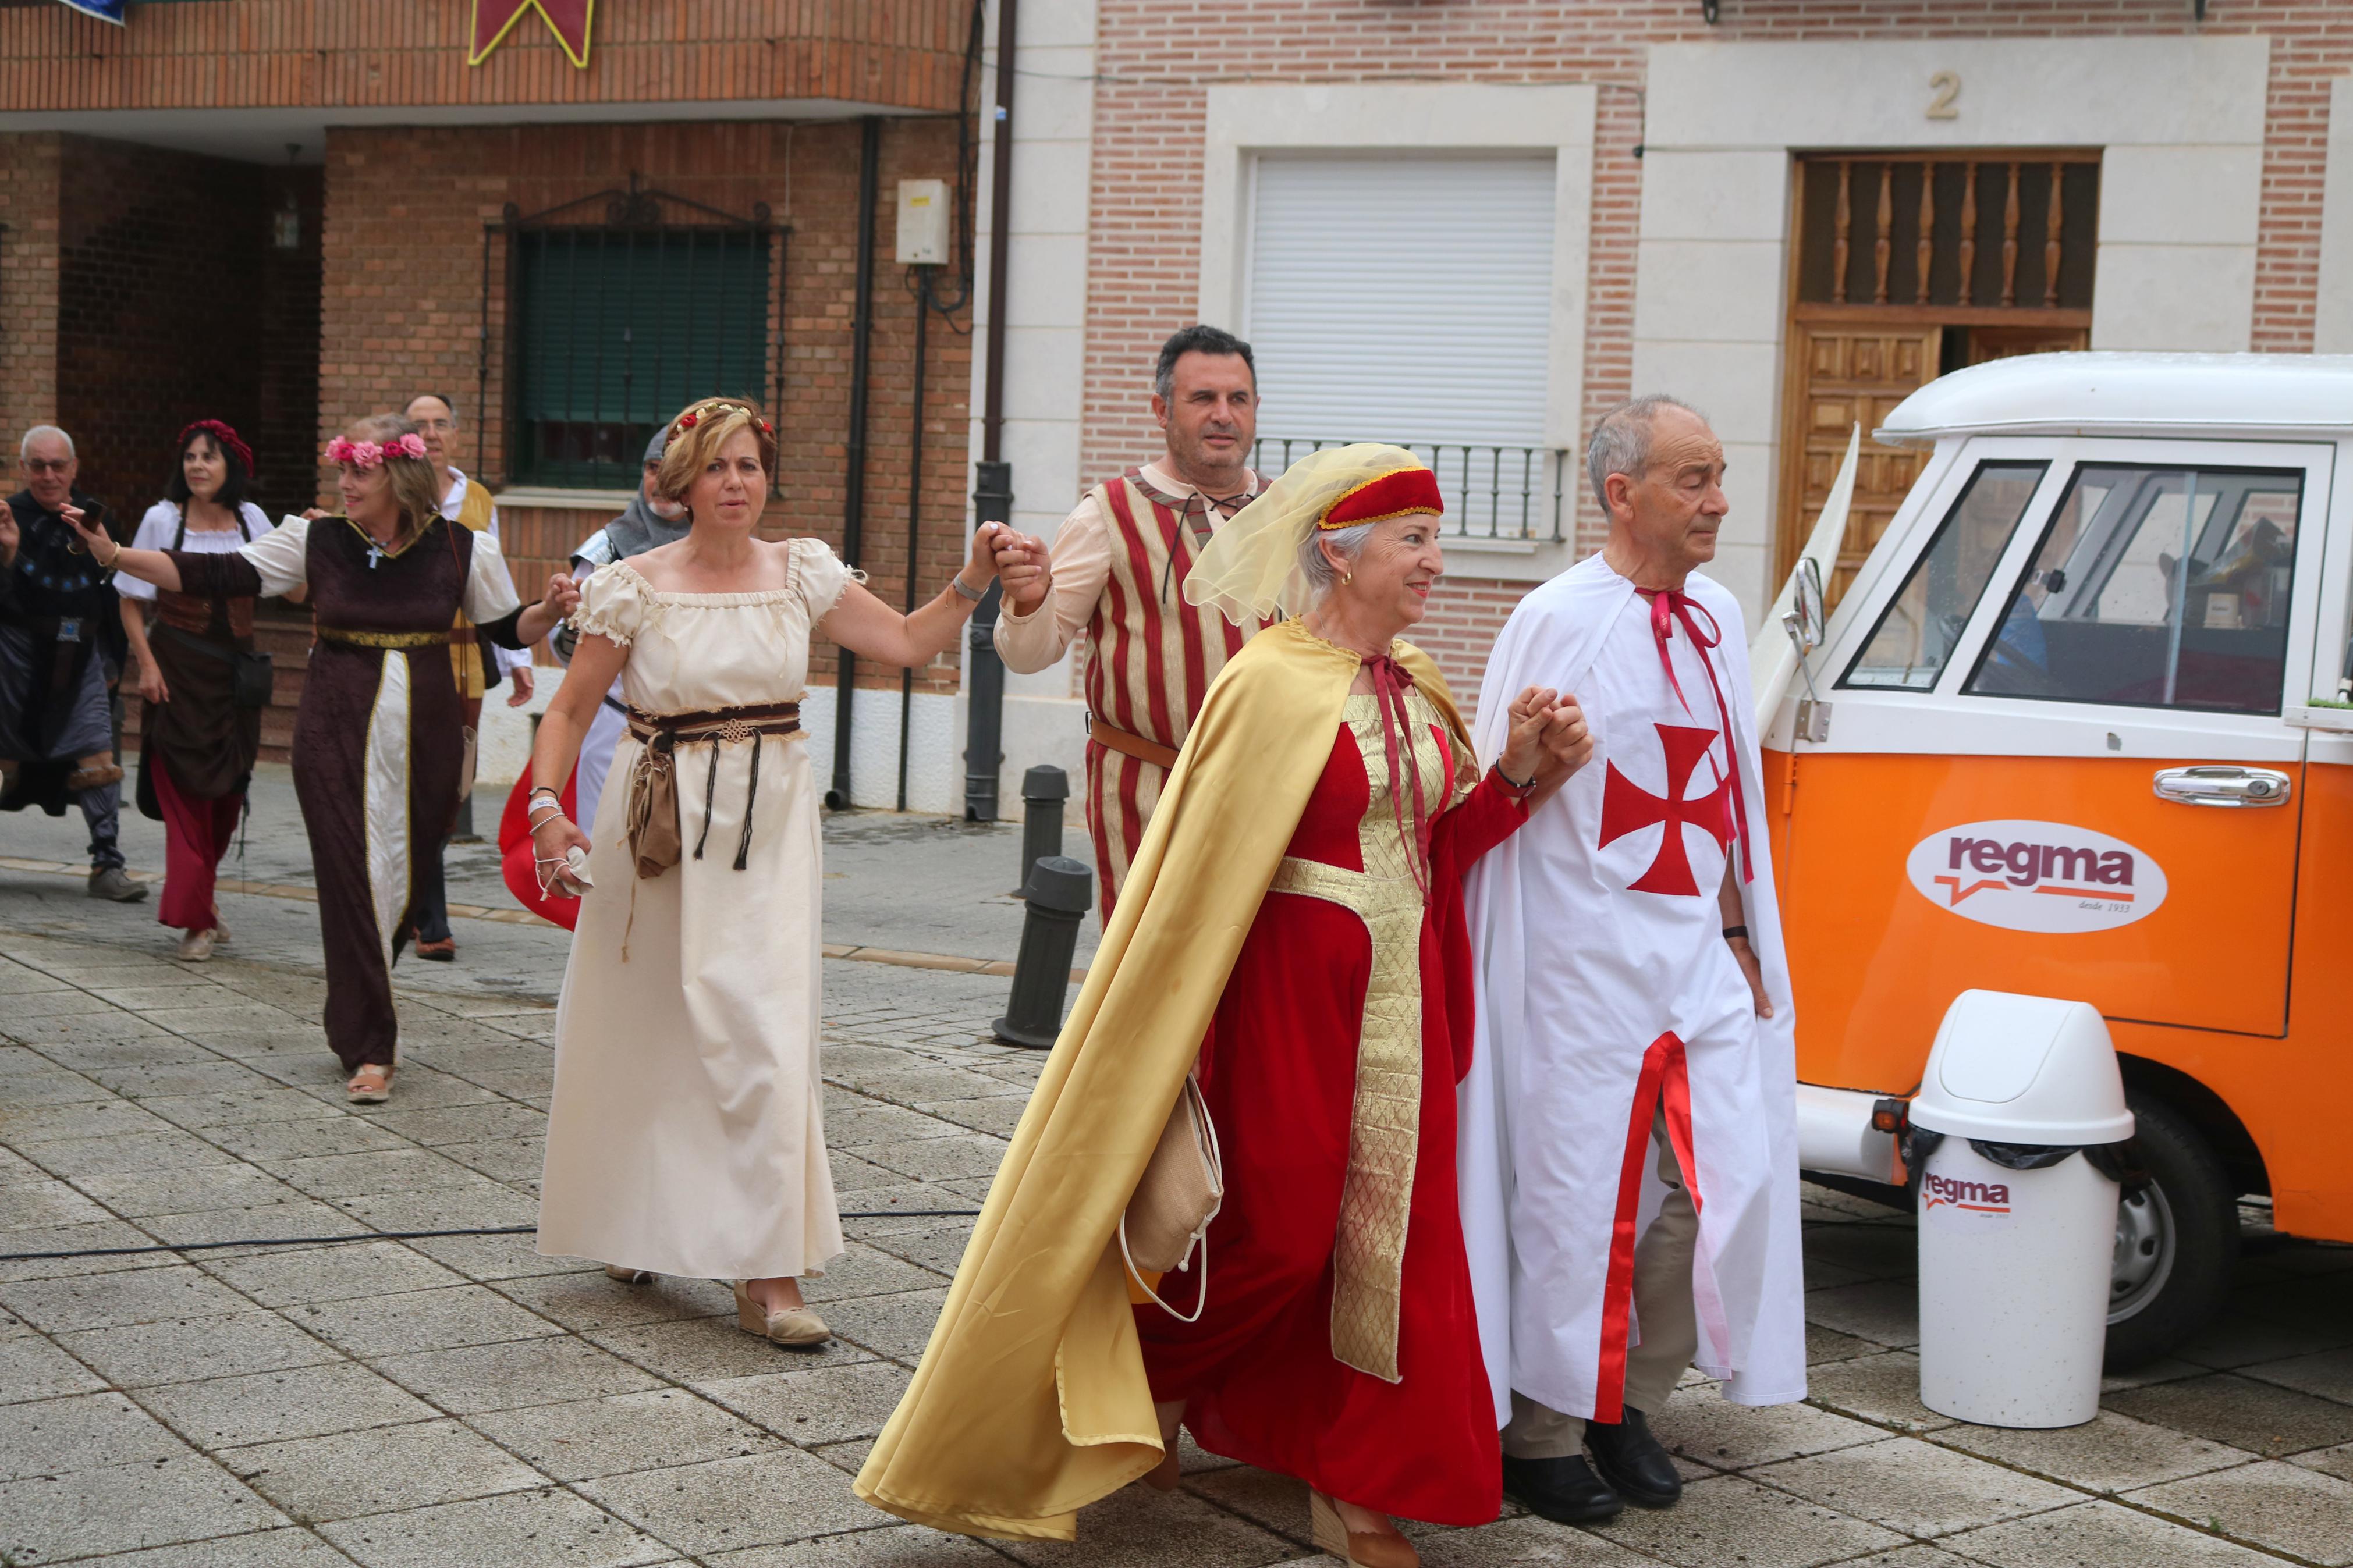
left=1905, top=819, right=2166, bottom=935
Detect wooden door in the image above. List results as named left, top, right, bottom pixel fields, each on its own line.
left=1777, top=323, right=1940, bottom=605
left=1776, top=153, right=2101, bottom=610
left=1968, top=324, right=2091, bottom=364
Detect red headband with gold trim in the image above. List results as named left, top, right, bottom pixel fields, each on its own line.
left=1318, top=465, right=1443, bottom=531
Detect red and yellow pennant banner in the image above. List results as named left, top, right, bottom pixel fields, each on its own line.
left=469, top=0, right=594, bottom=70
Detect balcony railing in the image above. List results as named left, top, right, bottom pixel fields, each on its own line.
left=1249, top=438, right=1569, bottom=542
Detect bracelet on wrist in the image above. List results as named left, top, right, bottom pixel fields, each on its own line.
left=1493, top=760, right=1536, bottom=794
left=950, top=573, right=988, bottom=602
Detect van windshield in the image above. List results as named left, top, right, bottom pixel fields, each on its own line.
left=1842, top=461, right=2047, bottom=691
left=1964, top=464, right=2301, bottom=714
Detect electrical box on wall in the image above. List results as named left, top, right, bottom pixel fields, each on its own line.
left=896, top=179, right=950, bottom=266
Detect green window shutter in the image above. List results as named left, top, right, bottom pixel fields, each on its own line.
left=515, top=229, right=770, bottom=489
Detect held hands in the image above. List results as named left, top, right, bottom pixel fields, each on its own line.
left=960, top=522, right=1005, bottom=595
left=1497, top=687, right=1593, bottom=794
left=991, top=527, right=1053, bottom=615
left=540, top=570, right=583, bottom=625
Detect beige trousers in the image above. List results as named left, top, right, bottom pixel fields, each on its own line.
left=1503, top=1108, right=1701, bottom=1457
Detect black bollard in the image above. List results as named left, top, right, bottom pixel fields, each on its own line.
left=994, top=855, right=1092, bottom=1048
left=1015, top=765, right=1069, bottom=895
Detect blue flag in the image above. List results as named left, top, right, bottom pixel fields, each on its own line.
left=57, top=0, right=126, bottom=22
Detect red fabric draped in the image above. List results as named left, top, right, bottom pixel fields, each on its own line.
left=498, top=769, right=582, bottom=931
left=1135, top=720, right=1525, bottom=1526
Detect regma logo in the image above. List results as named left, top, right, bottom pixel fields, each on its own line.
left=1904, top=819, right=2168, bottom=936
left=1922, top=1171, right=2011, bottom=1213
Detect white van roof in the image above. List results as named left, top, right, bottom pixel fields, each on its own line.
left=1874, top=352, right=2353, bottom=446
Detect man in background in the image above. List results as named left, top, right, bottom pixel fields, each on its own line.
left=404, top=393, right=531, bottom=959
left=0, top=425, right=144, bottom=901
left=989, top=325, right=1269, bottom=916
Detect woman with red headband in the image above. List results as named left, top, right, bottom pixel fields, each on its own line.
left=858, top=446, right=1592, bottom=1565
left=116, top=421, right=278, bottom=961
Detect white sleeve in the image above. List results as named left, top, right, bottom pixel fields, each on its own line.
left=239, top=516, right=312, bottom=599
left=463, top=528, right=525, bottom=627
left=483, top=506, right=533, bottom=673
left=114, top=503, right=178, bottom=602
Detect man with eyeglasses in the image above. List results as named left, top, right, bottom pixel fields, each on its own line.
left=1, top=425, right=145, bottom=901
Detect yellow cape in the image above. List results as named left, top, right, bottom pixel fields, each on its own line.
left=449, top=479, right=498, bottom=696
left=854, top=617, right=1473, bottom=1540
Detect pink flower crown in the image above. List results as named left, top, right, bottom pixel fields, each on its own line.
left=326, top=433, right=428, bottom=469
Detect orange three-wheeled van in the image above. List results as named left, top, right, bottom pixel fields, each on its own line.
left=1769, top=352, right=2352, bottom=1368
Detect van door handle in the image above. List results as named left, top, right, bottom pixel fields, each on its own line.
left=2152, top=766, right=2292, bottom=808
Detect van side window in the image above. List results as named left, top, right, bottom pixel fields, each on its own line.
left=1841, top=461, right=2047, bottom=691
left=1964, top=465, right=2301, bottom=714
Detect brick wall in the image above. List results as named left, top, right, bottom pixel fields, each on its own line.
left=324, top=117, right=974, bottom=694
left=51, top=137, right=269, bottom=521
left=1078, top=0, right=2353, bottom=696
left=0, top=135, right=322, bottom=522
left=0, top=1, right=974, bottom=118
left=0, top=134, right=61, bottom=468
left=253, top=166, right=326, bottom=521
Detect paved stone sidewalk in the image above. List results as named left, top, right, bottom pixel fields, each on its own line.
left=2, top=879, right=2351, bottom=1563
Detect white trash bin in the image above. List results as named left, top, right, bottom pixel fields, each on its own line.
left=1911, top=989, right=2135, bottom=1428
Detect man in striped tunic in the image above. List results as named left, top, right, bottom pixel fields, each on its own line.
left=994, top=325, right=1269, bottom=916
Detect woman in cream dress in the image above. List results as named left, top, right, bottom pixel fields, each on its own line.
left=527, top=398, right=1003, bottom=1344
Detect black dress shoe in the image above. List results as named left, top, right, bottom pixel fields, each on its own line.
left=1584, top=1406, right=1682, bottom=1507
left=1501, top=1453, right=1623, bottom=1524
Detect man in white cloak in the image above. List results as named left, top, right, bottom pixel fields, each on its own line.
left=1459, top=396, right=1805, bottom=1525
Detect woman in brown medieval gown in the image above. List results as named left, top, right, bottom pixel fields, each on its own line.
left=116, top=420, right=278, bottom=961
left=70, top=413, right=576, bottom=1103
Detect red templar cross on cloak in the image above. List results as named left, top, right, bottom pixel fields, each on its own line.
left=1598, top=723, right=1734, bottom=897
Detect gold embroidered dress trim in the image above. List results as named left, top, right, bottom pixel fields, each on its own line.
left=1264, top=688, right=1450, bottom=1383
left=317, top=626, right=449, bottom=649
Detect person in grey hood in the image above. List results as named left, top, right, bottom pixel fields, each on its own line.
left=551, top=430, right=693, bottom=836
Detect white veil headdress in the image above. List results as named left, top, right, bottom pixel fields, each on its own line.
left=1180, top=443, right=1440, bottom=626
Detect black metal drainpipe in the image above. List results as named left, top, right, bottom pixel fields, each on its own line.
left=829, top=115, right=882, bottom=811
left=895, top=277, right=929, bottom=812
left=963, top=0, right=1018, bottom=823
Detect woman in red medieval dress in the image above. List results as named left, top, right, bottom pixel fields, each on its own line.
left=854, top=447, right=1592, bottom=1563
left=1131, top=447, right=1595, bottom=1563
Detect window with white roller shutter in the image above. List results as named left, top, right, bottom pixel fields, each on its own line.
left=1243, top=154, right=1561, bottom=537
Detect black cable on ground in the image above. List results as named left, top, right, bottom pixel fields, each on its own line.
left=0, top=1210, right=985, bottom=1264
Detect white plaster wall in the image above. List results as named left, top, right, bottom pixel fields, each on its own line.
left=1637, top=35, right=2273, bottom=623
left=474, top=673, right=547, bottom=791
left=2317, top=77, right=2353, bottom=354
left=796, top=685, right=964, bottom=815
left=1198, top=83, right=1596, bottom=590
left=959, top=0, right=1096, bottom=822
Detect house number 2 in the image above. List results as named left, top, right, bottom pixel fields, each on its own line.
left=1927, top=71, right=1961, bottom=120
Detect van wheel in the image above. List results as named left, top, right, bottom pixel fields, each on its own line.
left=2104, top=1090, right=2237, bottom=1370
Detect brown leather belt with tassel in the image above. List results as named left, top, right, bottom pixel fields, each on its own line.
left=623, top=701, right=802, bottom=878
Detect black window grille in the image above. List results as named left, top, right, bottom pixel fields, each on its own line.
left=484, top=179, right=784, bottom=492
